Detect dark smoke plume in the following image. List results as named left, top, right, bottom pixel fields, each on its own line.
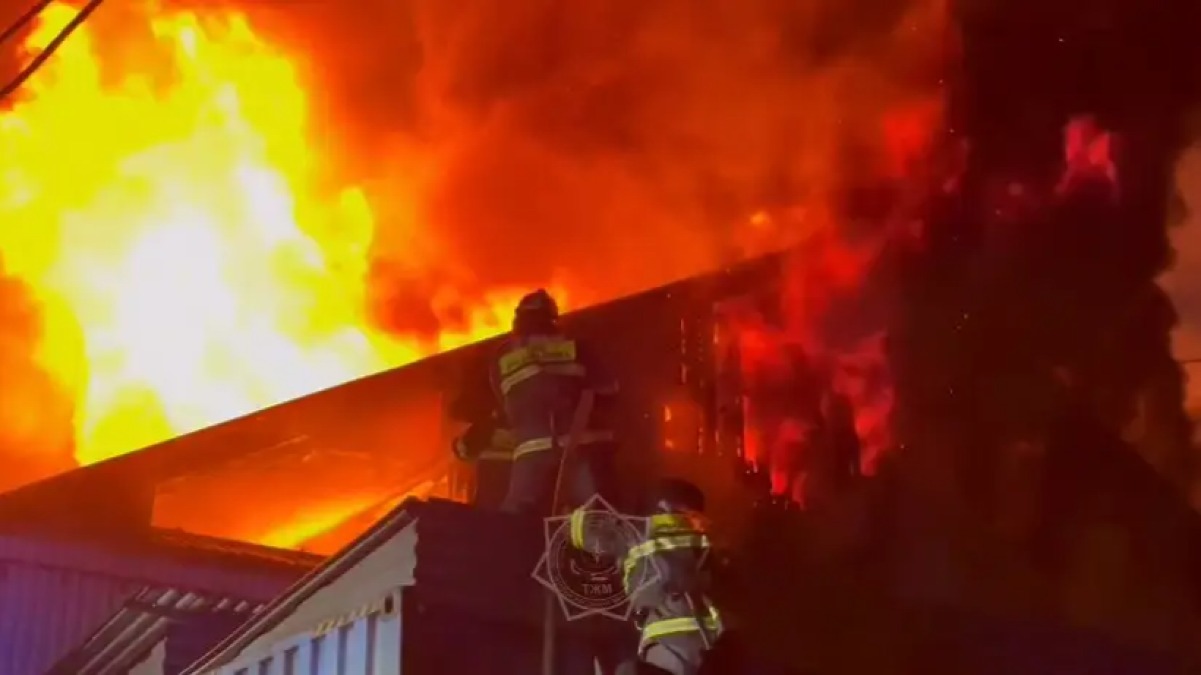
left=889, top=0, right=1201, bottom=514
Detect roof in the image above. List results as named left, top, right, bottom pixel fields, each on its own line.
left=45, top=586, right=266, bottom=675
left=0, top=251, right=782, bottom=537
left=181, top=497, right=422, bottom=674
left=148, top=528, right=326, bottom=571
left=0, top=345, right=469, bottom=542
left=0, top=526, right=320, bottom=601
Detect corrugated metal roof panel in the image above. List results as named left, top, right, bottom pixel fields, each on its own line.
left=46, top=586, right=264, bottom=675
left=162, top=609, right=257, bottom=675
left=0, top=560, right=143, bottom=675
left=0, top=532, right=311, bottom=675
left=0, top=532, right=312, bottom=600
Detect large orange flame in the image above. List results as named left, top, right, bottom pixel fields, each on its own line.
left=0, top=1, right=533, bottom=468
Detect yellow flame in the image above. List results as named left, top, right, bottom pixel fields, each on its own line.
left=0, top=2, right=538, bottom=467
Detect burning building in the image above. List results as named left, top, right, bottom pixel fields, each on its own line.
left=4, top=250, right=1201, bottom=670
left=3, top=0, right=1201, bottom=670
left=0, top=0, right=946, bottom=492
left=0, top=253, right=809, bottom=553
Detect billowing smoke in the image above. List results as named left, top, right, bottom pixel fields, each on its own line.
left=247, top=0, right=947, bottom=331
left=888, top=0, right=1201, bottom=516
left=1163, top=142, right=1201, bottom=501
left=1164, top=148, right=1201, bottom=395
left=0, top=0, right=946, bottom=488
left=266, top=0, right=948, bottom=500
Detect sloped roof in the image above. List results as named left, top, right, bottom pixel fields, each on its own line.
left=45, top=586, right=265, bottom=675
left=180, top=498, right=420, bottom=674
left=0, top=527, right=320, bottom=602
left=149, top=529, right=326, bottom=571
left=0, top=250, right=780, bottom=533
left=0, top=346, right=463, bottom=538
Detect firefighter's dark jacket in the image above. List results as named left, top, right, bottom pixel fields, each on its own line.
left=449, top=348, right=516, bottom=460
left=452, top=421, right=517, bottom=462
left=489, top=331, right=618, bottom=460
left=568, top=507, right=723, bottom=654
left=451, top=421, right=515, bottom=509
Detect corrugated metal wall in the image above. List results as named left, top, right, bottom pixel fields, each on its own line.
left=0, top=533, right=309, bottom=675
left=0, top=558, right=143, bottom=675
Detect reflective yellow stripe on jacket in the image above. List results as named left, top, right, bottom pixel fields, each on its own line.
left=639, top=605, right=723, bottom=653
left=622, top=533, right=711, bottom=592
left=647, top=512, right=707, bottom=536
left=513, top=429, right=615, bottom=459
left=497, top=338, right=583, bottom=395
left=569, top=508, right=589, bottom=549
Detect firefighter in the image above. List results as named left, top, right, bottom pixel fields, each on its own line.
left=492, top=289, right=619, bottom=515
left=569, top=478, right=723, bottom=675
left=450, top=415, right=516, bottom=508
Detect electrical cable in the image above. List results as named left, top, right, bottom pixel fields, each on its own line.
left=0, top=0, right=54, bottom=46
left=0, top=0, right=106, bottom=105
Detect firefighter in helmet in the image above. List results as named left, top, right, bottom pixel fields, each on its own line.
left=569, top=478, right=723, bottom=675
left=491, top=288, right=619, bottom=514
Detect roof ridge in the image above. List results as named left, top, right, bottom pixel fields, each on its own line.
left=150, top=528, right=326, bottom=567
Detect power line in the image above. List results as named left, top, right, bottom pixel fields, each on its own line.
left=0, top=0, right=106, bottom=105
left=0, top=0, right=54, bottom=47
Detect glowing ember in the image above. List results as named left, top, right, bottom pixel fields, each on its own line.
left=0, top=1, right=535, bottom=467
left=1057, top=116, right=1118, bottom=197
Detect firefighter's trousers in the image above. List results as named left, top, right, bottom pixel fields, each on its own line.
left=642, top=636, right=707, bottom=675
left=501, top=440, right=618, bottom=514
left=473, top=458, right=512, bottom=509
